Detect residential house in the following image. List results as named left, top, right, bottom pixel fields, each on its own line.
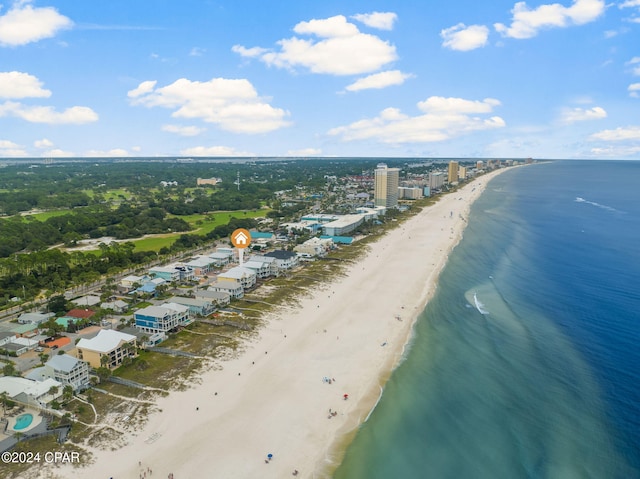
left=134, top=303, right=191, bottom=335
left=66, top=309, right=96, bottom=321
left=193, top=289, right=231, bottom=307
left=76, top=329, right=137, bottom=370
left=209, top=281, right=244, bottom=299
left=0, top=376, right=63, bottom=408
left=167, top=296, right=215, bottom=317
left=17, top=312, right=54, bottom=325
left=185, top=256, right=215, bottom=277
left=242, top=259, right=274, bottom=279
left=208, top=252, right=231, bottom=267
left=100, top=300, right=128, bottom=313
left=264, top=250, right=299, bottom=271
left=72, top=295, right=101, bottom=307
left=217, top=266, right=257, bottom=290
left=43, top=354, right=90, bottom=392
left=149, top=265, right=181, bottom=282
left=294, top=237, right=334, bottom=258
left=0, top=331, right=16, bottom=347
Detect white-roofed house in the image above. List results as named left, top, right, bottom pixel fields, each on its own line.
left=43, top=354, right=90, bottom=392
left=76, top=329, right=137, bottom=370
left=17, top=312, right=55, bottom=325
left=185, top=256, right=215, bottom=277
left=209, top=281, right=244, bottom=299
left=167, top=296, right=214, bottom=317
left=217, top=266, right=256, bottom=290
left=194, top=289, right=231, bottom=307
left=0, top=376, right=63, bottom=408
left=208, top=252, right=231, bottom=267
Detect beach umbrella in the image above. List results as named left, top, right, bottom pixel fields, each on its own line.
left=343, top=393, right=349, bottom=400
left=267, top=453, right=273, bottom=460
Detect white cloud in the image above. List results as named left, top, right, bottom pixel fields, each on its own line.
left=162, top=124, right=206, bottom=136
left=620, top=0, right=640, bottom=7
left=189, top=47, right=205, bottom=56
left=345, top=70, right=413, bottom=92
left=127, top=80, right=157, bottom=98
left=495, top=0, right=605, bottom=39
left=351, top=12, right=398, bottom=30
left=0, top=101, right=98, bottom=124
left=287, top=148, right=322, bottom=156
left=34, top=138, right=54, bottom=148
left=231, top=45, right=269, bottom=58
left=629, top=83, right=640, bottom=97
left=589, top=126, right=640, bottom=141
left=559, top=106, right=607, bottom=123
left=328, top=96, right=505, bottom=144
left=0, top=139, right=20, bottom=149
left=0, top=139, right=27, bottom=157
left=84, top=149, right=130, bottom=157
left=0, top=71, right=52, bottom=98
left=590, top=145, right=640, bottom=157
left=180, top=145, right=255, bottom=157
left=128, top=77, right=290, bottom=134
left=0, top=148, right=27, bottom=157
left=441, top=24, right=490, bottom=51
left=234, top=15, right=397, bottom=75
left=0, top=0, right=73, bottom=47
left=43, top=148, right=73, bottom=157
left=626, top=57, right=640, bottom=76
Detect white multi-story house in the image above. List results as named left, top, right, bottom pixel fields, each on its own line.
left=43, top=354, right=90, bottom=392
left=209, top=281, right=244, bottom=299
left=264, top=250, right=300, bottom=271
left=217, top=266, right=257, bottom=290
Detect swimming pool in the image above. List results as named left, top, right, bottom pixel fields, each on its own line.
left=13, top=413, right=33, bottom=430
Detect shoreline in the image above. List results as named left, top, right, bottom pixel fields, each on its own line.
left=52, top=167, right=510, bottom=479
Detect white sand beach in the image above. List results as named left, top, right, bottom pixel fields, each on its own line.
left=54, top=168, right=508, bottom=479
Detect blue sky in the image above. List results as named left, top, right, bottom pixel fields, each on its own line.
left=0, top=0, right=639, bottom=159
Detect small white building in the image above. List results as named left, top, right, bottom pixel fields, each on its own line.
left=17, top=312, right=54, bottom=325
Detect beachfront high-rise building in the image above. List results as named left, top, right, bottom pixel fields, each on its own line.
left=448, top=161, right=459, bottom=184
left=458, top=166, right=467, bottom=180
left=374, top=163, right=400, bottom=208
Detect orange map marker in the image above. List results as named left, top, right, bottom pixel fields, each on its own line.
left=231, top=228, right=252, bottom=249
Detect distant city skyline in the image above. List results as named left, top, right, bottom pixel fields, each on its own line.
left=1, top=0, right=639, bottom=159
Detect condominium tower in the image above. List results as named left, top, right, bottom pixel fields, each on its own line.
left=374, top=163, right=400, bottom=208
left=448, top=161, right=459, bottom=184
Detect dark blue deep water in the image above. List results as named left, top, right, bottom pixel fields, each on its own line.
left=334, top=161, right=640, bottom=479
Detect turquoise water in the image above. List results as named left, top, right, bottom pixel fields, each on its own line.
left=14, top=413, right=33, bottom=431
left=334, top=162, right=639, bottom=479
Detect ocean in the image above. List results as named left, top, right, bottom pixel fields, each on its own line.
left=333, top=161, right=640, bottom=479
